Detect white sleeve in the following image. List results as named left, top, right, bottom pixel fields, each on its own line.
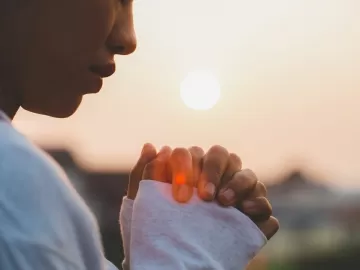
left=119, top=180, right=267, bottom=270
left=119, top=197, right=133, bottom=270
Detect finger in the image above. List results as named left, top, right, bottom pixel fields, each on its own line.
left=128, top=143, right=157, bottom=199
left=170, top=148, right=193, bottom=203
left=219, top=153, right=242, bottom=188
left=255, top=216, right=280, bottom=240
left=157, top=146, right=173, bottom=184
left=217, top=168, right=258, bottom=206
left=142, top=146, right=172, bottom=182
left=198, top=145, right=229, bottom=201
left=241, top=197, right=272, bottom=223
left=247, top=181, right=267, bottom=199
left=188, top=146, right=205, bottom=187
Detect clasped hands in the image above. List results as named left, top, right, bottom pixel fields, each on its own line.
left=128, top=143, right=279, bottom=240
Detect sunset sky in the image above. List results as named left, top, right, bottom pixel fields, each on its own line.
left=13, top=0, right=360, bottom=189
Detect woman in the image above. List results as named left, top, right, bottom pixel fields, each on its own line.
left=0, top=0, right=278, bottom=269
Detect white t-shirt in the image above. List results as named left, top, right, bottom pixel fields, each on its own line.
left=0, top=111, right=266, bottom=270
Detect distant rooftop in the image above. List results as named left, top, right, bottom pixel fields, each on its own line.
left=268, top=170, right=330, bottom=195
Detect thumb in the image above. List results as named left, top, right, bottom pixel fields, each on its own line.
left=128, top=143, right=157, bottom=199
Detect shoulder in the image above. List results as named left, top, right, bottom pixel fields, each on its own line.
left=0, top=123, right=86, bottom=243
left=0, top=123, right=103, bottom=270
left=0, top=121, right=68, bottom=193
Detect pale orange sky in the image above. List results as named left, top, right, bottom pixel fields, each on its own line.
left=13, top=0, right=360, bottom=188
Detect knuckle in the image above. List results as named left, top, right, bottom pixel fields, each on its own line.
left=231, top=170, right=257, bottom=192
left=256, top=181, right=268, bottom=196
left=256, top=216, right=280, bottom=239
left=261, top=198, right=273, bottom=216
left=273, top=217, right=280, bottom=227
left=158, top=146, right=172, bottom=158
left=171, top=148, right=191, bottom=162
left=220, top=154, right=241, bottom=186
left=229, top=153, right=242, bottom=168
left=269, top=216, right=280, bottom=232
left=160, top=145, right=172, bottom=152
left=189, top=146, right=205, bottom=158
left=203, top=146, right=229, bottom=177
left=242, top=168, right=258, bottom=183
left=208, top=145, right=229, bottom=156
left=246, top=197, right=272, bottom=217
left=203, top=157, right=223, bottom=178
left=257, top=216, right=280, bottom=240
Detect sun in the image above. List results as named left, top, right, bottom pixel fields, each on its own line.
left=180, top=70, right=221, bottom=111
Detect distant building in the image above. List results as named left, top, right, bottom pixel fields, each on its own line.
left=264, top=170, right=360, bottom=261
left=267, top=170, right=336, bottom=229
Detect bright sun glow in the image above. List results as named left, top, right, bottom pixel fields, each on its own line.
left=180, top=70, right=221, bottom=111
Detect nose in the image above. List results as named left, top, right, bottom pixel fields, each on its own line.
left=107, top=11, right=137, bottom=56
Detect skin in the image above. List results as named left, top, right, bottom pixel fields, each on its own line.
left=0, top=0, right=136, bottom=118
left=129, top=144, right=279, bottom=240
left=0, top=0, right=278, bottom=239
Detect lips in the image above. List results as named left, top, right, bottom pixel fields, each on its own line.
left=89, top=63, right=116, bottom=78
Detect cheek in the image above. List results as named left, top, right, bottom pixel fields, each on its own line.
left=63, top=1, right=116, bottom=56
left=3, top=0, right=118, bottom=114
left=27, top=0, right=117, bottom=64
left=18, top=0, right=117, bottom=90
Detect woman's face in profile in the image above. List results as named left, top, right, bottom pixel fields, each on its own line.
left=0, top=0, right=136, bottom=117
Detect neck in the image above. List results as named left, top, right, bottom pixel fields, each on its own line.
left=0, top=86, right=20, bottom=120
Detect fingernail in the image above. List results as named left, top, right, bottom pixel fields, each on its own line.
left=157, top=147, right=167, bottom=160
left=243, top=200, right=256, bottom=211
left=220, top=188, right=235, bottom=203
left=204, top=183, right=216, bottom=197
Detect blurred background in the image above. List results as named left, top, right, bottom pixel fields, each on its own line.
left=13, top=0, right=360, bottom=269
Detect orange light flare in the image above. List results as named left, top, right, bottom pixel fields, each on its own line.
left=174, top=173, right=186, bottom=185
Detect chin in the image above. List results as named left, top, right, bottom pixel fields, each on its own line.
left=23, top=96, right=83, bottom=118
